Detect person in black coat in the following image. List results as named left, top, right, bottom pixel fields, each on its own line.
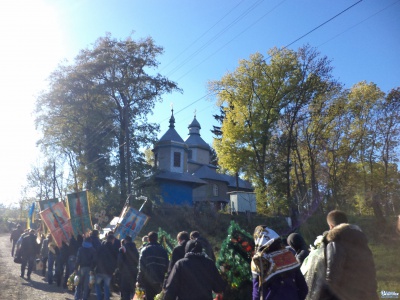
left=117, top=235, right=139, bottom=300
left=10, top=224, right=23, bottom=257
left=95, top=234, right=117, bottom=300
left=322, top=210, right=378, bottom=300
left=74, top=237, right=97, bottom=300
left=190, top=231, right=216, bottom=262
left=163, top=231, right=189, bottom=289
left=20, top=229, right=40, bottom=280
left=168, top=232, right=189, bottom=274
left=287, top=233, right=310, bottom=265
left=137, top=231, right=169, bottom=300
left=164, top=239, right=226, bottom=300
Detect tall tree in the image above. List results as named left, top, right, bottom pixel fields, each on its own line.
left=36, top=33, right=180, bottom=208
left=209, top=46, right=340, bottom=219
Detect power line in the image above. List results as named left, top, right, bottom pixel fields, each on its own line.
left=281, top=0, right=364, bottom=51
left=160, top=0, right=247, bottom=72
left=165, top=0, right=266, bottom=77
left=171, top=0, right=365, bottom=117
left=175, top=0, right=287, bottom=82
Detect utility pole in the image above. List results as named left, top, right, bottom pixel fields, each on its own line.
left=53, top=161, right=56, bottom=200
left=125, top=105, right=132, bottom=201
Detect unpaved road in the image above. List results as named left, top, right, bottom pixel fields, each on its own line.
left=0, top=233, right=120, bottom=300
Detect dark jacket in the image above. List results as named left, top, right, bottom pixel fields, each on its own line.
left=59, top=241, right=70, bottom=264
left=91, top=235, right=102, bottom=251
left=137, top=242, right=169, bottom=287
left=10, top=227, right=23, bottom=242
left=96, top=241, right=117, bottom=276
left=287, top=233, right=310, bottom=265
left=324, top=223, right=378, bottom=300
left=163, top=240, right=188, bottom=288
left=68, top=236, right=79, bottom=257
left=75, top=241, right=96, bottom=271
left=118, top=242, right=139, bottom=280
left=252, top=267, right=308, bottom=300
left=168, top=240, right=188, bottom=274
left=197, top=236, right=215, bottom=262
left=20, top=233, right=39, bottom=258
left=164, top=253, right=226, bottom=300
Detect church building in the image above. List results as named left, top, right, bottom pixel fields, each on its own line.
left=152, top=109, right=253, bottom=207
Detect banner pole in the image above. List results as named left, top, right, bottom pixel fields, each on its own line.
left=114, top=194, right=131, bottom=234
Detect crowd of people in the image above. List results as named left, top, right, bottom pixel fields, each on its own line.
left=9, top=209, right=379, bottom=300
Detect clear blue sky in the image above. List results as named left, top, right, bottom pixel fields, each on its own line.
left=0, top=0, right=399, bottom=206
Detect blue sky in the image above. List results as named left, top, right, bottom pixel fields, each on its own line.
left=0, top=0, right=399, bottom=205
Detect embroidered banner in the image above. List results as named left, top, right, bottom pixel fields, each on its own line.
left=40, top=201, right=73, bottom=248
left=38, top=198, right=59, bottom=212
left=114, top=206, right=149, bottom=240
left=66, top=191, right=93, bottom=236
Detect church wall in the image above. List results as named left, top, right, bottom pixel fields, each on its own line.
left=156, top=144, right=187, bottom=173
left=193, top=180, right=229, bottom=203
left=189, top=147, right=210, bottom=165
left=159, top=181, right=193, bottom=205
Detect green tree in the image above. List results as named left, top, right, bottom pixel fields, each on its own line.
left=209, top=46, right=340, bottom=219
left=36, top=33, right=180, bottom=208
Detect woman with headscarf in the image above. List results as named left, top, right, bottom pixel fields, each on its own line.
left=164, top=239, right=226, bottom=300
left=251, top=225, right=308, bottom=300
left=287, top=233, right=310, bottom=265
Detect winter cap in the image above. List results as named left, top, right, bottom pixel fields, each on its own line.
left=185, top=239, right=203, bottom=254
left=287, top=233, right=308, bottom=252
left=253, top=225, right=280, bottom=251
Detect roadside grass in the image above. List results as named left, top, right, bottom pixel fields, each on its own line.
left=371, top=241, right=400, bottom=294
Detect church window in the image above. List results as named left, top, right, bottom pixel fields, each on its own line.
left=213, top=184, right=219, bottom=196
left=188, top=150, right=192, bottom=159
left=173, top=152, right=181, bottom=167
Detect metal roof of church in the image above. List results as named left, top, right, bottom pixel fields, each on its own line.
left=159, top=128, right=184, bottom=143
left=155, top=171, right=207, bottom=184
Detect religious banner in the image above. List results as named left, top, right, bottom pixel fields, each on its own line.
left=40, top=201, right=73, bottom=248
left=38, top=198, right=59, bottom=212
left=27, top=202, right=35, bottom=229
left=66, top=191, right=93, bottom=236
left=114, top=206, right=149, bottom=240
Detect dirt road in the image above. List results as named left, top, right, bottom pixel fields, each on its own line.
left=0, top=233, right=120, bottom=300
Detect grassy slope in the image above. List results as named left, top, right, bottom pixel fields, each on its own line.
left=138, top=205, right=400, bottom=294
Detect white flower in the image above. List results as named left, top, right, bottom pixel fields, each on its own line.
left=313, top=235, right=324, bottom=248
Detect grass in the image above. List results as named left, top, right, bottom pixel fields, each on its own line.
left=371, top=241, right=400, bottom=293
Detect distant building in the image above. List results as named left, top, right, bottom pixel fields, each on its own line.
left=152, top=109, right=253, bottom=207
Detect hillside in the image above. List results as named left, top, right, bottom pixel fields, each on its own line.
left=137, top=204, right=400, bottom=297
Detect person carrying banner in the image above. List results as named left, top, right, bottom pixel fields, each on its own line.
left=40, top=233, right=51, bottom=277
left=47, top=235, right=58, bottom=285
